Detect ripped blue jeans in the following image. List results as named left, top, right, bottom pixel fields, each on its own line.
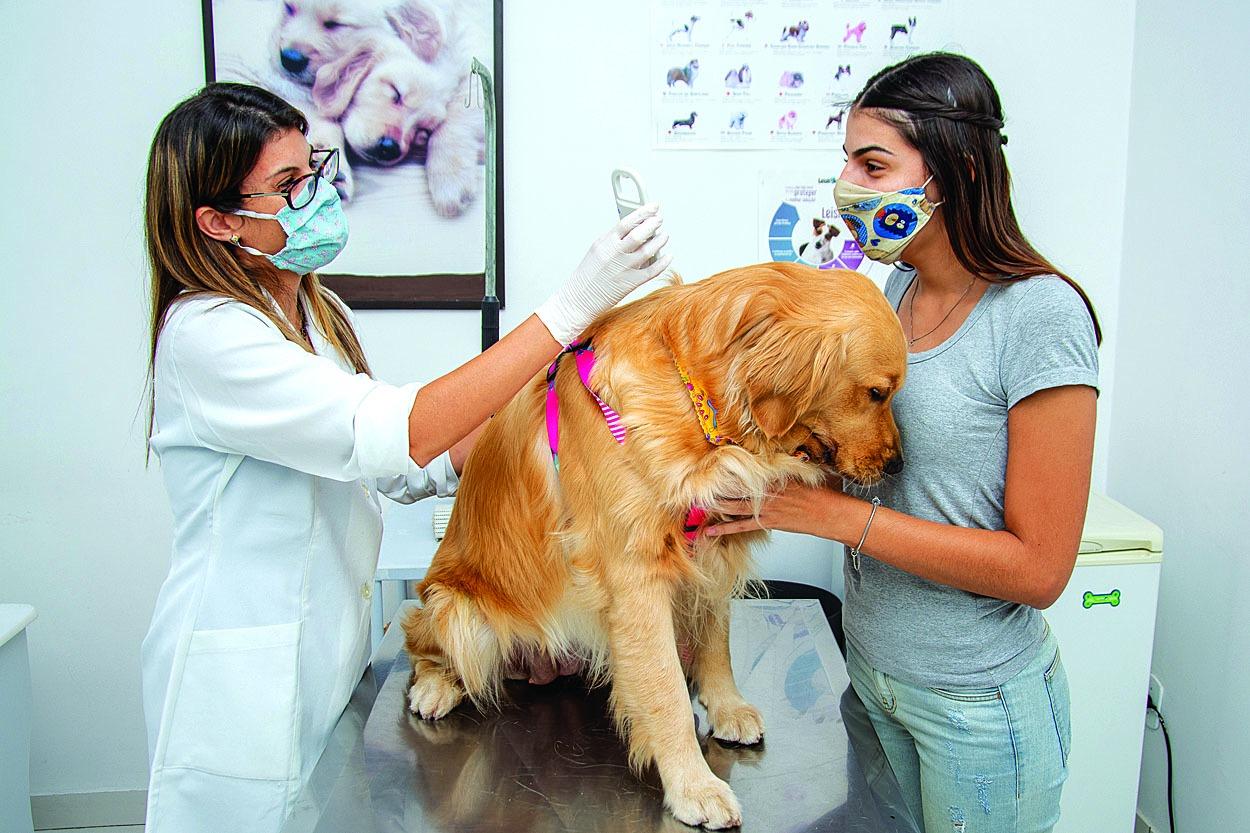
left=841, top=625, right=1071, bottom=833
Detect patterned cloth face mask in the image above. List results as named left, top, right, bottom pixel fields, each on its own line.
left=833, top=175, right=941, bottom=264
left=233, top=177, right=349, bottom=275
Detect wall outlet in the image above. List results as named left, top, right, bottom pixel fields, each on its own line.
left=1148, top=673, right=1164, bottom=711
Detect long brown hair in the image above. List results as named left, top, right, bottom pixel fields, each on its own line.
left=144, top=83, right=371, bottom=450
left=853, top=52, right=1102, bottom=343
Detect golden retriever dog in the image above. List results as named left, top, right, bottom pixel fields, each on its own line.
left=402, top=263, right=906, bottom=829
left=311, top=2, right=486, bottom=216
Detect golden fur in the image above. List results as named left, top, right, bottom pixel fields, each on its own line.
left=402, top=262, right=906, bottom=828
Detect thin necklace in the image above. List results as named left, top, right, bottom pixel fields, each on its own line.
left=907, top=275, right=977, bottom=346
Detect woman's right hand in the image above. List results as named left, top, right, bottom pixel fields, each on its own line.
left=407, top=207, right=670, bottom=466
left=535, top=204, right=673, bottom=346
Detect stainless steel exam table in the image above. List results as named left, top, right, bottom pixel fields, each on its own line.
left=279, top=598, right=914, bottom=833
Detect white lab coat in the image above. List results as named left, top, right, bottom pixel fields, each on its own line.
left=141, top=290, right=457, bottom=833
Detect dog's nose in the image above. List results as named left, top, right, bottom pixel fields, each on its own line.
left=373, top=137, right=402, bottom=162
left=280, top=48, right=309, bottom=74
left=884, top=455, right=904, bottom=475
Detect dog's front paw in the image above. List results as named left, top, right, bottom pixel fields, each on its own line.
left=666, top=774, right=742, bottom=829
left=407, top=670, right=465, bottom=719
left=708, top=701, right=764, bottom=745
left=427, top=160, right=480, bottom=217
left=426, top=135, right=482, bottom=218
left=331, top=155, right=355, bottom=202
left=306, top=120, right=353, bottom=201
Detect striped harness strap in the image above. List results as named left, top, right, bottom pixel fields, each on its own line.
left=545, top=341, right=625, bottom=473
left=544, top=341, right=706, bottom=544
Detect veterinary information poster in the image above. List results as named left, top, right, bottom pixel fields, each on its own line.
left=758, top=171, right=892, bottom=286
left=652, top=0, right=948, bottom=150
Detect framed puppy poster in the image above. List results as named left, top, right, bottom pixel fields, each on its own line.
left=202, top=0, right=505, bottom=309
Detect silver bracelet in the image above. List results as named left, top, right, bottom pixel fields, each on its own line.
left=849, top=497, right=882, bottom=571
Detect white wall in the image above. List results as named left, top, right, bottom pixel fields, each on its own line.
left=1109, top=2, right=1250, bottom=830
left=0, top=1, right=204, bottom=798
left=0, top=0, right=1139, bottom=803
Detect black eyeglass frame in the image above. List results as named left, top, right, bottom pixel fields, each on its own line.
left=237, top=147, right=340, bottom=210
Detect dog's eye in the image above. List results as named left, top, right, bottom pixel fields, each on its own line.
left=869, top=387, right=886, bottom=402
left=323, top=19, right=343, bottom=30
left=390, top=85, right=402, bottom=104
left=284, top=2, right=296, bottom=15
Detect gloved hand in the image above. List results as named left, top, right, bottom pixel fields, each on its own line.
left=536, top=203, right=673, bottom=346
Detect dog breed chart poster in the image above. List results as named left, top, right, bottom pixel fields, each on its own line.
left=653, top=0, right=948, bottom=150
left=206, top=0, right=493, bottom=301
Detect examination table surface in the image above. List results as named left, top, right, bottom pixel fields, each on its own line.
left=278, top=598, right=912, bottom=833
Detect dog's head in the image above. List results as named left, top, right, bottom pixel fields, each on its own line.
left=273, top=0, right=390, bottom=86
left=676, top=263, right=906, bottom=485
left=312, top=7, right=464, bottom=165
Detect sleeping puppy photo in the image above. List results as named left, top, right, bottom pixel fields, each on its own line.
left=403, top=262, right=907, bottom=829
left=311, top=0, right=485, bottom=217
left=271, top=0, right=395, bottom=86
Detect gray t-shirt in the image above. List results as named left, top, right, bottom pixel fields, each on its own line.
left=843, top=268, right=1099, bottom=689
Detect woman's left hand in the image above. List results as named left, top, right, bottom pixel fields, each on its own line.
left=705, top=483, right=850, bottom=539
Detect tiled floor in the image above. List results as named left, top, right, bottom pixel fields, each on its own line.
left=38, top=827, right=144, bottom=832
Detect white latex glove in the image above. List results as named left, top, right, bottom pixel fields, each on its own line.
left=535, top=203, right=673, bottom=346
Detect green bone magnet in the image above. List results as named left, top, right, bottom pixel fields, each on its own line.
left=1082, top=589, right=1121, bottom=609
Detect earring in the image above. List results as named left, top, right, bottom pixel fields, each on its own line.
left=229, top=234, right=241, bottom=246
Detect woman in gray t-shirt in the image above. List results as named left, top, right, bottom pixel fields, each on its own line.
left=709, top=53, right=1099, bottom=832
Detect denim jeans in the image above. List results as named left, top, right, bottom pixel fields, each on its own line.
left=841, top=625, right=1071, bottom=833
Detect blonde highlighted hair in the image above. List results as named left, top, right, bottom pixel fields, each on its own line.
left=143, top=83, right=371, bottom=450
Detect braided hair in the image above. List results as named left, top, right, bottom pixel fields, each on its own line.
left=853, top=52, right=1099, bottom=342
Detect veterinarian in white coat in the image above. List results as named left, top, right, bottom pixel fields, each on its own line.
left=140, top=83, right=671, bottom=833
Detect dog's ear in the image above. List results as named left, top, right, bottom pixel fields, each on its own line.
left=742, top=329, right=810, bottom=439
left=747, top=390, right=801, bottom=439
left=742, top=317, right=848, bottom=440
left=812, top=218, right=823, bottom=230
left=387, top=2, right=443, bottom=63
left=313, top=42, right=377, bottom=119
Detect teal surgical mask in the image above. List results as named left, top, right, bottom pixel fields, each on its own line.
left=833, top=175, right=941, bottom=264
left=233, top=177, right=348, bottom=274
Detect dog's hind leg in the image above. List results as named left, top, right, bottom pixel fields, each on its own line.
left=404, top=584, right=509, bottom=719
left=690, top=597, right=764, bottom=745
left=603, top=568, right=742, bottom=829
left=403, top=600, right=468, bottom=719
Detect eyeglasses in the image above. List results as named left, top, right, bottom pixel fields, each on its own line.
left=238, top=147, right=340, bottom=210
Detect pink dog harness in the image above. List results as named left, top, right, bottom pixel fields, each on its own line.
left=544, top=341, right=707, bottom=542
left=545, top=341, right=625, bottom=472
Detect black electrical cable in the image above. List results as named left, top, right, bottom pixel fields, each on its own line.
left=1146, top=694, right=1175, bottom=833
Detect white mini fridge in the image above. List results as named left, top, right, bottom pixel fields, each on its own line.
left=1047, top=492, right=1163, bottom=833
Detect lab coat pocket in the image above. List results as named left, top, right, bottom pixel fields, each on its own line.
left=163, top=621, right=302, bottom=781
